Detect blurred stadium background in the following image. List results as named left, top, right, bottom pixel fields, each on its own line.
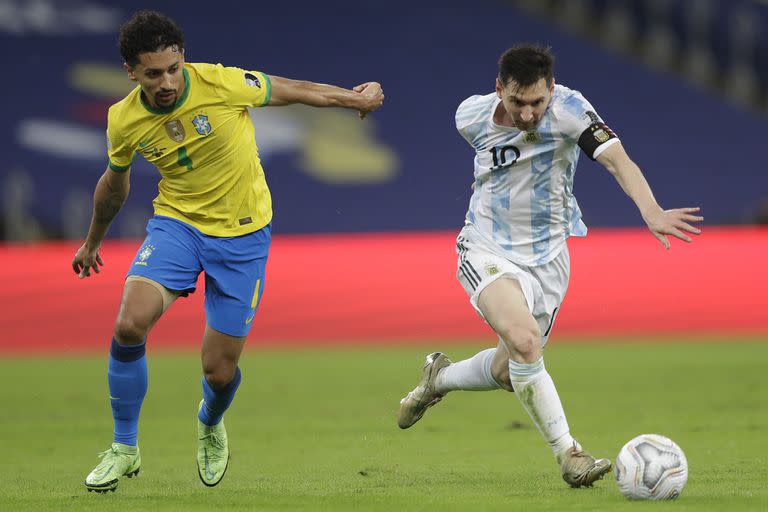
left=0, top=0, right=765, bottom=350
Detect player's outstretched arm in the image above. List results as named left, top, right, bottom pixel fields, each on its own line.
left=596, top=142, right=703, bottom=250
left=267, top=75, right=384, bottom=119
left=72, top=166, right=130, bottom=278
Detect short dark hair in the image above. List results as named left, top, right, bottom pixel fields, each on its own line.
left=498, top=44, right=554, bottom=89
left=119, top=10, right=184, bottom=66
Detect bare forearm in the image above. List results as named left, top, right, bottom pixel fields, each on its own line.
left=85, top=173, right=129, bottom=247
left=298, top=81, right=357, bottom=108
left=268, top=76, right=382, bottom=116
left=597, top=143, right=662, bottom=221
left=609, top=160, right=662, bottom=219
left=597, top=142, right=702, bottom=248
left=277, top=80, right=366, bottom=109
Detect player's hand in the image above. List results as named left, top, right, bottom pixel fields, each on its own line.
left=72, top=243, right=104, bottom=279
left=353, top=82, right=384, bottom=119
left=644, top=207, right=703, bottom=249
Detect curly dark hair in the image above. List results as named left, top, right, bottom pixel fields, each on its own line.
left=119, top=10, right=185, bottom=66
left=498, top=44, right=554, bottom=89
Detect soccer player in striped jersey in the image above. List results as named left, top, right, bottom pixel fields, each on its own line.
left=72, top=10, right=383, bottom=492
left=397, top=44, right=702, bottom=488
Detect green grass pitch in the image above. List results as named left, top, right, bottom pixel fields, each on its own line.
left=0, top=339, right=766, bottom=511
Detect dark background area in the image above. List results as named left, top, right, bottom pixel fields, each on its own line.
left=1, top=0, right=765, bottom=240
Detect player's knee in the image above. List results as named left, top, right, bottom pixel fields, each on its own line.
left=113, top=315, right=150, bottom=345
left=498, top=325, right=542, bottom=363
left=203, top=365, right=237, bottom=390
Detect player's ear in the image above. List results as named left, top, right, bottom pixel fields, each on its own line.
left=549, top=77, right=555, bottom=94
left=495, top=77, right=503, bottom=98
left=123, top=63, right=136, bottom=81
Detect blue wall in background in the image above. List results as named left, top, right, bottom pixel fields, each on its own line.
left=1, top=0, right=765, bottom=239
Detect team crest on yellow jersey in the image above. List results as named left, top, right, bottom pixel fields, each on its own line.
left=192, top=114, right=212, bottom=136
left=165, top=120, right=186, bottom=142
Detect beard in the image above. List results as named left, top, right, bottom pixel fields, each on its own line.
left=515, top=120, right=538, bottom=131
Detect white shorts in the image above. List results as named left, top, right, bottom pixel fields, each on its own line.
left=456, top=225, right=570, bottom=346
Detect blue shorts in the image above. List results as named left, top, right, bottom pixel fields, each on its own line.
left=127, top=215, right=271, bottom=337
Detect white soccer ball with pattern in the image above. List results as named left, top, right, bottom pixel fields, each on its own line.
left=615, top=434, right=688, bottom=500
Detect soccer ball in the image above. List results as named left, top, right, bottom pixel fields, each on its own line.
left=615, top=434, right=688, bottom=500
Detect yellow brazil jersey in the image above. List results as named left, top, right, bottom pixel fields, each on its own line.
left=106, top=62, right=272, bottom=237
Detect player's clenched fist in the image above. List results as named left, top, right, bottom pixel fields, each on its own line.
left=353, top=82, right=384, bottom=118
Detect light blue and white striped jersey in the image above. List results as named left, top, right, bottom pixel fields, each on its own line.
left=456, top=84, right=619, bottom=266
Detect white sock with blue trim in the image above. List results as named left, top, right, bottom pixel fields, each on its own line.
left=508, top=357, right=576, bottom=457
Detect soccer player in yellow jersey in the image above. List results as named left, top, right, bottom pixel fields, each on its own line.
left=72, top=10, right=384, bottom=492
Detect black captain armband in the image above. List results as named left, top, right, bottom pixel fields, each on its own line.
left=578, top=121, right=618, bottom=160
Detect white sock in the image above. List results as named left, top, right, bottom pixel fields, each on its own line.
left=434, top=348, right=502, bottom=393
left=508, top=357, right=575, bottom=457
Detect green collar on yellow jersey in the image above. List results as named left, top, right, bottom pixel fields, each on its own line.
left=140, top=67, right=191, bottom=115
